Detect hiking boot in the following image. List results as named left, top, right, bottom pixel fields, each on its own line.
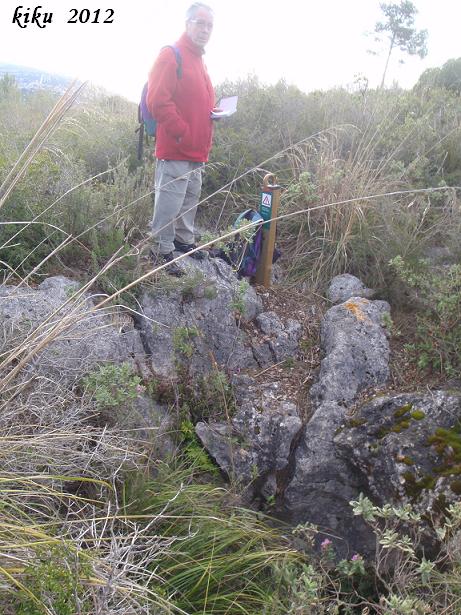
left=151, top=250, right=185, bottom=277
left=173, top=240, right=207, bottom=260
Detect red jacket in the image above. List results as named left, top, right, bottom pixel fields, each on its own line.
left=147, top=33, right=215, bottom=162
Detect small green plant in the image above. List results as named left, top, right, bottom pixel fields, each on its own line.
left=347, top=495, right=461, bottom=613
left=194, top=369, right=234, bottom=421
left=179, top=419, right=219, bottom=475
left=231, top=279, right=249, bottom=317
left=284, top=171, right=318, bottom=204
left=15, top=545, right=91, bottom=615
left=179, top=272, right=205, bottom=302
left=172, top=326, right=199, bottom=358
left=272, top=561, right=322, bottom=611
left=251, top=462, right=259, bottom=481
left=83, top=361, right=141, bottom=408
left=176, top=368, right=234, bottom=422
left=204, top=283, right=218, bottom=300
left=200, top=227, right=232, bottom=256
left=381, top=311, right=400, bottom=336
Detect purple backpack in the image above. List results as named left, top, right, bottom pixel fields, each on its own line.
left=232, top=209, right=264, bottom=278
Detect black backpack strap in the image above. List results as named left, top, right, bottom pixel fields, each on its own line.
left=137, top=122, right=145, bottom=161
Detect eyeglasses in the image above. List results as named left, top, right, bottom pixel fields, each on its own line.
left=189, top=18, right=213, bottom=30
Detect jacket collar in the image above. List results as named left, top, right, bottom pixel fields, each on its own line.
left=178, top=32, right=205, bottom=56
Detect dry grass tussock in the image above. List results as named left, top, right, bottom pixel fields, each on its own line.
left=0, top=353, right=175, bottom=613
left=278, top=126, right=461, bottom=291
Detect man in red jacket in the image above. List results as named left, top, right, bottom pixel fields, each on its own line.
left=147, top=2, right=215, bottom=276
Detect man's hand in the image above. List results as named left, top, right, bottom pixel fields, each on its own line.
left=211, top=107, right=223, bottom=121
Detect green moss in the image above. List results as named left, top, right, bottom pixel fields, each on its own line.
left=401, top=422, right=461, bottom=500
left=393, top=403, right=413, bottom=419
left=403, top=471, right=436, bottom=498
left=402, top=471, right=415, bottom=483
left=427, top=424, right=461, bottom=460
left=347, top=418, right=367, bottom=428
left=391, top=420, right=411, bottom=433
left=399, top=456, right=415, bottom=466
left=436, top=464, right=461, bottom=477
left=204, top=284, right=218, bottom=300
left=377, top=405, right=426, bottom=440
left=418, top=475, right=436, bottom=491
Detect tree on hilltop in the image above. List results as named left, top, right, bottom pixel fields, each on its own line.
left=372, top=1, right=428, bottom=88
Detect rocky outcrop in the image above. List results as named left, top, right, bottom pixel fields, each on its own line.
left=134, top=256, right=304, bottom=498
left=335, top=390, right=461, bottom=512
left=196, top=375, right=302, bottom=498
left=283, top=401, right=374, bottom=555
left=0, top=276, right=144, bottom=385
left=282, top=276, right=460, bottom=557
left=4, top=267, right=458, bottom=560
left=137, top=257, right=263, bottom=379
left=283, top=278, right=392, bottom=555
left=310, top=296, right=390, bottom=406
left=252, top=311, right=302, bottom=366
left=0, top=276, right=175, bottom=452
left=327, top=273, right=375, bottom=304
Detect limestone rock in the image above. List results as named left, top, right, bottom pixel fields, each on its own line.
left=335, top=390, right=461, bottom=513
left=285, top=389, right=461, bottom=557
left=327, top=274, right=375, bottom=304
left=310, top=297, right=390, bottom=407
left=0, top=276, right=144, bottom=385
left=254, top=311, right=302, bottom=363
left=283, top=401, right=373, bottom=555
left=137, top=256, right=263, bottom=379
left=196, top=381, right=302, bottom=497
left=281, top=285, right=393, bottom=556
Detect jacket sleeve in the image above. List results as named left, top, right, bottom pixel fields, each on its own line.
left=146, top=47, right=188, bottom=140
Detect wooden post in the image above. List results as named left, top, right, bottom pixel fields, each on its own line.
left=255, top=173, right=281, bottom=287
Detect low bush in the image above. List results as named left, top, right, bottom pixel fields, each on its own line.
left=390, top=255, right=461, bottom=377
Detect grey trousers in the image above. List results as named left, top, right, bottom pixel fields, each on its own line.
left=152, top=159, right=203, bottom=255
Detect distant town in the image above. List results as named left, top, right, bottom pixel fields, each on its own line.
left=0, top=63, right=71, bottom=93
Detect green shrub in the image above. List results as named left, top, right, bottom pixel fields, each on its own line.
left=172, top=326, right=199, bottom=358
left=390, top=255, right=461, bottom=377
left=83, top=362, right=141, bottom=409
left=15, top=545, right=91, bottom=615
left=192, top=369, right=234, bottom=421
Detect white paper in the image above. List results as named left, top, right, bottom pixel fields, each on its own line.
left=211, top=95, right=238, bottom=119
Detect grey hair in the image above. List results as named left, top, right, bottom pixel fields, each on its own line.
left=186, top=3, right=213, bottom=20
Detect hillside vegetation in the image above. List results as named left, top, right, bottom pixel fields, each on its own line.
left=1, top=64, right=461, bottom=614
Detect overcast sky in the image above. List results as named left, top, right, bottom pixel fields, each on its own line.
left=1, top=0, right=460, bottom=101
